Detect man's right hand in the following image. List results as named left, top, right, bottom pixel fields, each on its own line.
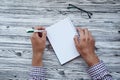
left=74, top=27, right=99, bottom=67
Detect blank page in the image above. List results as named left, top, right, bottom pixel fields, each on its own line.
left=46, top=18, right=80, bottom=65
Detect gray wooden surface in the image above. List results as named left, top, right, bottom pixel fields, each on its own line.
left=0, top=0, right=120, bottom=80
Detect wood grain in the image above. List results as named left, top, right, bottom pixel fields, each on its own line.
left=0, top=0, right=120, bottom=80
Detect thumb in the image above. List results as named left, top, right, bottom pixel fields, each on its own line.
left=42, top=30, right=47, bottom=39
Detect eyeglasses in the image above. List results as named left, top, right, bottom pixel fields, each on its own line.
left=67, top=4, right=93, bottom=19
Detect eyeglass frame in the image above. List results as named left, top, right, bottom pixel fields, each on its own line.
left=67, top=4, right=93, bottom=19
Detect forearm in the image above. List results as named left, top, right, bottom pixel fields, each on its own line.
left=29, top=53, right=46, bottom=80
left=87, top=61, right=113, bottom=80
left=32, top=53, right=43, bottom=66
left=29, top=55, right=46, bottom=80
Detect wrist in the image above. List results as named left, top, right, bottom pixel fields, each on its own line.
left=86, top=55, right=99, bottom=67
left=33, top=52, right=43, bottom=57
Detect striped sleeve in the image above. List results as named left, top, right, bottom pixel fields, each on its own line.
left=87, top=61, right=113, bottom=80
left=29, top=66, right=46, bottom=80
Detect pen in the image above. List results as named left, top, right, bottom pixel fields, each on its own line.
left=26, top=29, right=44, bottom=33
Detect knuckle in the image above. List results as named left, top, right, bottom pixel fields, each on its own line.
left=77, top=45, right=81, bottom=50
left=90, top=37, right=95, bottom=42
left=82, top=37, right=86, bottom=41
left=87, top=37, right=90, bottom=41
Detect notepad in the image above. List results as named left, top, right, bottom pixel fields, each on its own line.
left=46, top=18, right=80, bottom=65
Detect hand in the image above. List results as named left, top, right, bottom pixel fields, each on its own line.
left=30, top=26, right=47, bottom=66
left=74, top=27, right=99, bottom=67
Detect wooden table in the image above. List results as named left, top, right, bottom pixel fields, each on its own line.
left=0, top=0, right=120, bottom=80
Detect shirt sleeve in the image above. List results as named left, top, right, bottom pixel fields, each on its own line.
left=29, top=66, right=46, bottom=80
left=87, top=61, right=113, bottom=80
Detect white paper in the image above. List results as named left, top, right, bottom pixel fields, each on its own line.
left=46, top=18, right=80, bottom=65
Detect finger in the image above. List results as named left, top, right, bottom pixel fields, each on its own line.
left=77, top=27, right=84, bottom=40
left=89, top=31, right=95, bottom=41
left=33, top=32, right=39, bottom=38
left=88, top=31, right=92, bottom=36
left=84, top=28, right=89, bottom=36
left=88, top=31, right=93, bottom=39
left=84, top=28, right=89, bottom=40
left=30, top=32, right=38, bottom=40
left=74, top=35, right=79, bottom=46
left=34, top=26, right=45, bottom=30
left=42, top=30, right=47, bottom=39
left=34, top=26, right=45, bottom=38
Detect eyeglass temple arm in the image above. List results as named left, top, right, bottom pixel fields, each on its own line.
left=68, top=4, right=93, bottom=15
